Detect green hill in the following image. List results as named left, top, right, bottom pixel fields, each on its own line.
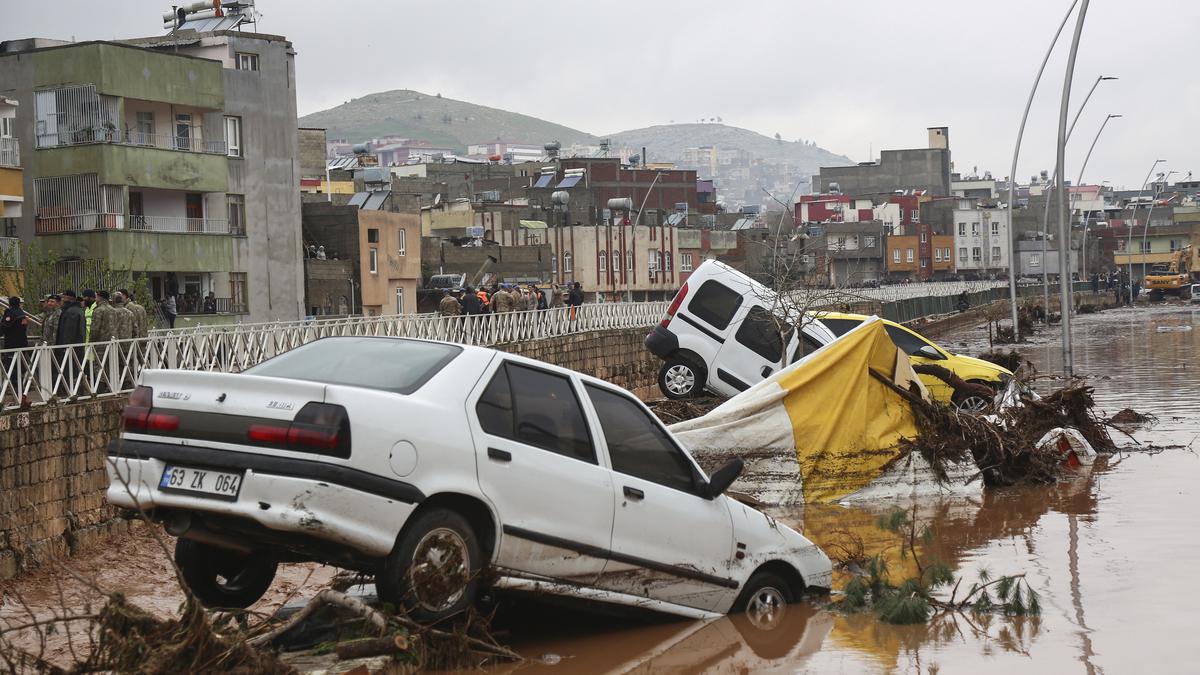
left=297, top=89, right=596, bottom=149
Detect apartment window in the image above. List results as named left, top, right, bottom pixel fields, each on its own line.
left=919, top=231, right=928, bottom=243
left=664, top=251, right=672, bottom=272
left=134, top=111, right=154, bottom=144
left=959, top=247, right=968, bottom=261
left=921, top=258, right=929, bottom=268
left=398, top=228, right=406, bottom=256
left=598, top=249, right=607, bottom=272
left=1140, top=241, right=1152, bottom=253
left=893, top=249, right=901, bottom=263
left=552, top=254, right=558, bottom=275
left=971, top=222, right=979, bottom=235
left=230, top=272, right=247, bottom=313
left=680, top=253, right=694, bottom=272
left=564, top=251, right=573, bottom=280
left=224, top=116, right=242, bottom=158
left=367, top=228, right=379, bottom=244
left=626, top=250, right=633, bottom=272
left=864, top=235, right=876, bottom=249
left=226, top=194, right=245, bottom=236
left=991, top=221, right=1000, bottom=235
left=0, top=117, right=11, bottom=138
left=934, top=249, right=942, bottom=262
left=836, top=236, right=846, bottom=251
left=906, top=248, right=914, bottom=263
left=958, top=222, right=966, bottom=236
left=992, top=246, right=1001, bottom=260
left=1170, top=239, right=1180, bottom=252
left=396, top=287, right=404, bottom=314
left=648, top=248, right=660, bottom=273
left=972, top=247, right=982, bottom=262
left=369, top=248, right=378, bottom=274
left=612, top=249, right=621, bottom=272
left=236, top=52, right=260, bottom=71
left=944, top=247, right=952, bottom=260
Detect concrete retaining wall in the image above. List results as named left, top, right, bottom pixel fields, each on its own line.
left=495, top=327, right=660, bottom=400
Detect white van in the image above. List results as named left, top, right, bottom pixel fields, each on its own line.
left=645, top=260, right=836, bottom=399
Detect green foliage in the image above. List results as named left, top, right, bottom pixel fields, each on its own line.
left=876, top=580, right=932, bottom=625
left=1, top=241, right=149, bottom=302
left=843, top=576, right=870, bottom=610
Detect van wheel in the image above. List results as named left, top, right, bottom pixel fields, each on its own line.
left=659, top=357, right=705, bottom=399
left=377, top=508, right=482, bottom=623
left=174, top=539, right=277, bottom=609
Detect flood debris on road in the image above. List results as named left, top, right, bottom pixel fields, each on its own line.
left=658, top=317, right=1113, bottom=506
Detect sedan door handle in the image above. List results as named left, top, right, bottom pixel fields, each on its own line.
left=623, top=486, right=645, bottom=500
left=760, top=366, right=774, bottom=378
left=487, top=447, right=512, bottom=462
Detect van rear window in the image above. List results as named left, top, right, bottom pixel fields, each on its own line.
left=687, top=280, right=742, bottom=330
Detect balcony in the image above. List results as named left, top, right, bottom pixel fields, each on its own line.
left=36, top=213, right=229, bottom=235
left=0, top=138, right=18, bottom=167
left=36, top=129, right=226, bottom=155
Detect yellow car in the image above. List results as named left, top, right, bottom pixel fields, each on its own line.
left=815, top=312, right=1012, bottom=410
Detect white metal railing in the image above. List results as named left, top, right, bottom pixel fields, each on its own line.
left=33, top=129, right=225, bottom=155
left=129, top=215, right=229, bottom=234
left=0, top=137, right=18, bottom=167
left=0, top=303, right=670, bottom=410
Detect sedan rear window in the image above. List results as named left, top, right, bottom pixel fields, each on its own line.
left=820, top=317, right=864, bottom=337
left=245, top=338, right=460, bottom=394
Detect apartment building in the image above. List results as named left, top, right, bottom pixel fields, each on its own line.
left=951, top=201, right=1010, bottom=277
left=0, top=29, right=304, bottom=323
left=552, top=221, right=683, bottom=302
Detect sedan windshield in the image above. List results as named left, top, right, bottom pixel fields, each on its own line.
left=245, top=338, right=461, bottom=394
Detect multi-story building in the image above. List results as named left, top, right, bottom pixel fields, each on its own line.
left=302, top=202, right=421, bottom=317
left=0, top=97, right=21, bottom=293
left=951, top=201, right=1011, bottom=277
left=552, top=221, right=683, bottom=302
left=811, top=127, right=952, bottom=197
left=818, top=221, right=886, bottom=286
left=886, top=226, right=955, bottom=281
left=0, top=27, right=304, bottom=323
left=467, top=142, right=545, bottom=164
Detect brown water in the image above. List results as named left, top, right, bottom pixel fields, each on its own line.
left=496, top=304, right=1200, bottom=674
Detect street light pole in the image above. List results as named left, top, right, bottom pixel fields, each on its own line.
left=1075, top=114, right=1121, bottom=308
left=1054, top=0, right=1089, bottom=378
left=1004, top=0, right=1081, bottom=342
left=1038, top=75, right=1117, bottom=321
left=1139, top=170, right=1176, bottom=285
left=1125, top=159, right=1164, bottom=304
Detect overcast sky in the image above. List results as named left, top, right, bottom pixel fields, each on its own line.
left=7, top=0, right=1197, bottom=189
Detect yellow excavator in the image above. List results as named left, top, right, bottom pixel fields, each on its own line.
left=1144, top=245, right=1199, bottom=300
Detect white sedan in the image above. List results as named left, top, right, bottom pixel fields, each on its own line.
left=106, top=337, right=832, bottom=622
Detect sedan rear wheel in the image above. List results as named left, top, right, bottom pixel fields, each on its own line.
left=378, top=508, right=482, bottom=622
left=174, top=538, right=277, bottom=609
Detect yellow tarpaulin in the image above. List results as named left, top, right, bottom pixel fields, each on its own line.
left=671, top=318, right=936, bottom=505
left=518, top=220, right=548, bottom=229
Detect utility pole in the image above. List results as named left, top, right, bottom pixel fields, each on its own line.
left=1054, top=0, right=1090, bottom=378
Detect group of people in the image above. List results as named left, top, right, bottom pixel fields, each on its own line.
left=4, top=288, right=152, bottom=349
left=438, top=282, right=585, bottom=317
left=1091, top=269, right=1139, bottom=305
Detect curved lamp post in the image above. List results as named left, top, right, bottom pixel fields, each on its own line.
left=1004, top=0, right=1081, bottom=342
left=1125, top=159, right=1165, bottom=303
left=1075, top=114, right=1121, bottom=301
left=1138, top=170, right=1177, bottom=288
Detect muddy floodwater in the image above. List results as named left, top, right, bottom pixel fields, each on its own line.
left=493, top=304, right=1200, bottom=674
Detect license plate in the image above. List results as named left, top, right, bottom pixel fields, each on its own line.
left=159, top=465, right=243, bottom=500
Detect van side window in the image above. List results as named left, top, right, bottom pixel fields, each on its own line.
left=735, top=306, right=784, bottom=363
left=791, top=332, right=825, bottom=364
left=585, top=384, right=698, bottom=494
left=477, top=363, right=596, bottom=463
left=688, top=280, right=742, bottom=330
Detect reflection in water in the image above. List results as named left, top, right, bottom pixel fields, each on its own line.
left=495, top=307, right=1200, bottom=674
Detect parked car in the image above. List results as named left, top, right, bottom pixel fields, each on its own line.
left=106, top=336, right=832, bottom=621
left=816, top=312, right=1012, bottom=409
left=1191, top=284, right=1200, bottom=303
left=645, top=260, right=837, bottom=399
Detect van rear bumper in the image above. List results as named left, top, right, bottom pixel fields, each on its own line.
left=644, top=325, right=678, bottom=358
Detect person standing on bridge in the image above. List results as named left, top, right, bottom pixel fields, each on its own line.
left=109, top=292, right=134, bottom=340
left=41, top=295, right=60, bottom=346
left=1, top=296, right=29, bottom=400
left=492, top=284, right=514, bottom=313
left=438, top=289, right=462, bottom=316
left=55, top=290, right=86, bottom=390
left=461, top=286, right=482, bottom=315
left=116, top=288, right=149, bottom=339
left=567, top=282, right=584, bottom=320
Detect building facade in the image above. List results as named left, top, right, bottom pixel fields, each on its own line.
left=0, top=33, right=305, bottom=323
left=952, top=202, right=1010, bottom=277
left=812, top=128, right=953, bottom=197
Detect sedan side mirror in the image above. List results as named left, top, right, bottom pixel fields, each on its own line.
left=705, top=458, right=744, bottom=499
left=917, top=345, right=944, bottom=360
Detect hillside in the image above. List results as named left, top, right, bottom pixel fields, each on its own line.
left=297, top=89, right=596, bottom=149
left=608, top=123, right=853, bottom=174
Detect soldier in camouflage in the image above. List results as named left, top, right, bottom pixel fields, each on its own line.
left=88, top=291, right=118, bottom=343
left=117, top=287, right=149, bottom=338
left=109, top=291, right=134, bottom=340
left=41, top=295, right=61, bottom=346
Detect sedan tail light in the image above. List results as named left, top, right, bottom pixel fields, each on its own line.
left=122, top=386, right=180, bottom=433
left=247, top=402, right=351, bottom=459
